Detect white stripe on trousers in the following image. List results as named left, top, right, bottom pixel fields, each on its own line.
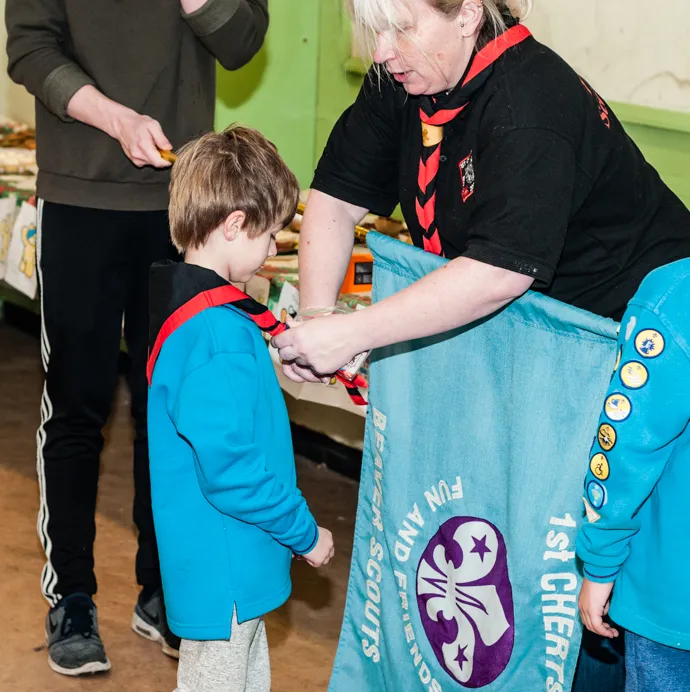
left=35, top=199, right=60, bottom=605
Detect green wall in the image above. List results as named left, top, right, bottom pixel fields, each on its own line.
left=215, top=0, right=360, bottom=189
left=214, top=0, right=321, bottom=187
left=314, top=1, right=363, bottom=165
left=216, top=0, right=690, bottom=211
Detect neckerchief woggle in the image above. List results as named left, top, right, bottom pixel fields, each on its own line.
left=416, top=23, right=531, bottom=255
left=146, top=284, right=368, bottom=406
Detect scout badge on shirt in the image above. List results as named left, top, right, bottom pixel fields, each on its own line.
left=459, top=152, right=476, bottom=203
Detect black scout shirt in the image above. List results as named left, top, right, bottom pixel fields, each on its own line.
left=312, top=36, right=690, bottom=321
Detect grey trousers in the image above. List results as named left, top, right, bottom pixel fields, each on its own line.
left=175, top=615, right=270, bottom=692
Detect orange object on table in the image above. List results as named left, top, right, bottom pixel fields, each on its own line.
left=340, top=249, right=373, bottom=294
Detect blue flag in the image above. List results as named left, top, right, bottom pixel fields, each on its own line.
left=329, top=234, right=619, bottom=692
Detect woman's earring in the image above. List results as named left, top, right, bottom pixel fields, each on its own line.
left=460, top=22, right=465, bottom=27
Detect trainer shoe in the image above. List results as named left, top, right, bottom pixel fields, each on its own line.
left=131, top=587, right=180, bottom=659
left=45, top=593, right=111, bottom=676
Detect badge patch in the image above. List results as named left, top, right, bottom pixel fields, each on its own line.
left=597, top=424, right=617, bottom=452
left=586, top=480, right=607, bottom=510
left=620, top=361, right=648, bottom=390
left=605, top=394, right=632, bottom=422
left=459, top=153, right=475, bottom=203
left=590, top=453, right=610, bottom=481
left=635, top=329, right=665, bottom=359
left=613, top=348, right=622, bottom=374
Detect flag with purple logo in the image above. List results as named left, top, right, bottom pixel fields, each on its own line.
left=329, top=233, right=619, bottom=692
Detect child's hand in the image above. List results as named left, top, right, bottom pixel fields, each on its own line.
left=303, top=527, right=335, bottom=568
left=579, top=578, right=619, bottom=638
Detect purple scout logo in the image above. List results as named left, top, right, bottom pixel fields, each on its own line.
left=416, top=517, right=514, bottom=688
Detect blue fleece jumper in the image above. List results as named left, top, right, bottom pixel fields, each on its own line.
left=577, top=259, right=690, bottom=651
left=148, top=265, right=318, bottom=641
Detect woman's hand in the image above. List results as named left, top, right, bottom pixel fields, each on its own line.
left=273, top=313, right=362, bottom=377
left=578, top=579, right=618, bottom=638
left=281, top=362, right=330, bottom=385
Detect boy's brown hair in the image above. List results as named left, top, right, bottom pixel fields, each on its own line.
left=169, top=125, right=299, bottom=252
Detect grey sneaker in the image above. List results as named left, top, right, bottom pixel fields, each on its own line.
left=131, top=587, right=180, bottom=659
left=45, top=593, right=111, bottom=676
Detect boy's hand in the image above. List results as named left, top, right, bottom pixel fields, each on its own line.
left=303, top=527, right=335, bottom=568
left=579, top=578, right=619, bottom=638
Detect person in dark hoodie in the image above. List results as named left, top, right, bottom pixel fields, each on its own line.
left=148, top=125, right=335, bottom=692
left=5, top=0, right=268, bottom=676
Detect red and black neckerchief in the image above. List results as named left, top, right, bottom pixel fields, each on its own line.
left=146, top=284, right=368, bottom=406
left=416, top=23, right=532, bottom=256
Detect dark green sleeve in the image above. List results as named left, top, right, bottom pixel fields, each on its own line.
left=181, top=0, right=268, bottom=71
left=6, top=0, right=95, bottom=121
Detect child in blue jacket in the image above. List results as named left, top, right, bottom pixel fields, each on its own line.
left=147, top=125, right=334, bottom=692
left=576, top=259, right=690, bottom=691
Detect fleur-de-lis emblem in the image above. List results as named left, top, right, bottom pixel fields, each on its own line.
left=416, top=517, right=514, bottom=687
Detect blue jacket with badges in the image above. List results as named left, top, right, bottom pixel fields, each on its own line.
left=147, top=262, right=318, bottom=640
left=577, top=259, right=690, bottom=650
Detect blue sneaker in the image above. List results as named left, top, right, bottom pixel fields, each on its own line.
left=45, top=593, right=111, bottom=676
left=131, top=587, right=180, bottom=659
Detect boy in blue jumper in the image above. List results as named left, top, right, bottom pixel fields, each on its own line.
left=576, top=259, right=690, bottom=691
left=147, top=125, right=334, bottom=692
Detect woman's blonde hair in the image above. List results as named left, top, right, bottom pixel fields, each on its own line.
left=352, top=0, right=533, bottom=55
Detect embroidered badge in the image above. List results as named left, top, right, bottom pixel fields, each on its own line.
left=605, top=394, right=632, bottom=422
left=586, top=480, right=607, bottom=510
left=459, top=152, right=475, bottom=203
left=597, top=424, right=617, bottom=452
left=620, top=361, right=649, bottom=390
left=590, top=453, right=610, bottom=481
left=635, top=329, right=665, bottom=359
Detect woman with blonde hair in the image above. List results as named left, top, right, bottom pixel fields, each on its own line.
left=274, top=1, right=690, bottom=689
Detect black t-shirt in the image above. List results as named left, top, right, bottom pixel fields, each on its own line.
left=312, top=36, right=690, bottom=321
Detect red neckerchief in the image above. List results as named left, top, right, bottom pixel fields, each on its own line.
left=416, top=24, right=531, bottom=255
left=146, top=284, right=367, bottom=406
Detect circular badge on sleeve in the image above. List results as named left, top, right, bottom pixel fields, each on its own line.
left=590, top=453, right=610, bottom=481
left=587, top=480, right=608, bottom=510
left=605, top=394, right=632, bottom=422
left=597, top=424, right=617, bottom=452
left=635, top=329, right=665, bottom=359
left=620, top=362, right=648, bottom=390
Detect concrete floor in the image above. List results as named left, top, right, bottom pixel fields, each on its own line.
left=0, top=323, right=358, bottom=692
